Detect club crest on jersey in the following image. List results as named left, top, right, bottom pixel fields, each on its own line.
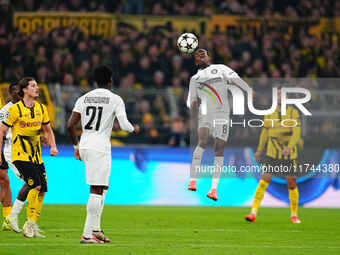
left=0, top=112, right=8, bottom=121
left=27, top=178, right=34, bottom=186
left=211, top=69, right=218, bottom=74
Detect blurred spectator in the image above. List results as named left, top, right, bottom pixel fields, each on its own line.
left=135, top=56, right=153, bottom=86
left=62, top=72, right=74, bottom=86
left=36, top=64, right=49, bottom=84
left=168, top=117, right=187, bottom=147
left=124, top=0, right=144, bottom=14
left=141, top=113, right=159, bottom=144
left=152, top=71, right=165, bottom=88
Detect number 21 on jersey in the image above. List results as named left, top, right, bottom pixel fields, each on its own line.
left=84, top=106, right=103, bottom=131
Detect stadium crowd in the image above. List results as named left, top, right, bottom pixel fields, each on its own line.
left=0, top=0, right=339, bottom=145
left=5, top=0, right=339, bottom=17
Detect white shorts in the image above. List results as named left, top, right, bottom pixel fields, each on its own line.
left=79, top=149, right=111, bottom=186
left=198, top=113, right=230, bottom=141
left=3, top=143, right=22, bottom=180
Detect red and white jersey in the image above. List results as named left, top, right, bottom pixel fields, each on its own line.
left=187, top=64, right=240, bottom=115
left=73, top=88, right=130, bottom=153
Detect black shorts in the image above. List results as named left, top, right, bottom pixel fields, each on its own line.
left=13, top=161, right=47, bottom=192
left=0, top=151, right=9, bottom=170
left=262, top=156, right=300, bottom=177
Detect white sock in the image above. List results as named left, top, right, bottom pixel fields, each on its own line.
left=190, top=146, right=205, bottom=182
left=94, top=190, right=107, bottom=231
left=9, top=199, right=25, bottom=218
left=83, top=193, right=101, bottom=238
left=251, top=208, right=257, bottom=215
left=211, top=156, right=224, bottom=190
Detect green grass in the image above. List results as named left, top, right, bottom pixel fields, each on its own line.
left=1, top=205, right=340, bottom=255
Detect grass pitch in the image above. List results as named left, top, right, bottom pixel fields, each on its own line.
left=1, top=205, right=339, bottom=255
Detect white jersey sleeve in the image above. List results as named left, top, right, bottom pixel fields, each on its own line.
left=0, top=102, right=13, bottom=141
left=114, top=97, right=134, bottom=132
left=220, top=65, right=249, bottom=91
left=72, top=98, right=83, bottom=113
left=187, top=75, right=199, bottom=109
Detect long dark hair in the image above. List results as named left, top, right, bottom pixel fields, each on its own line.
left=18, top=77, right=35, bottom=97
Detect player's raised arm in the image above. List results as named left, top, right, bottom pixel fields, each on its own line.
left=221, top=65, right=250, bottom=92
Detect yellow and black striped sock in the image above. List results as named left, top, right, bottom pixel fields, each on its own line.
left=27, top=189, right=39, bottom=222
left=3, top=206, right=11, bottom=219
left=289, top=187, right=299, bottom=217
left=33, top=195, right=44, bottom=223
left=251, top=180, right=269, bottom=215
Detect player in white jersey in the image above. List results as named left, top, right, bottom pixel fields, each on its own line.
left=67, top=65, right=139, bottom=244
left=187, top=49, right=250, bottom=201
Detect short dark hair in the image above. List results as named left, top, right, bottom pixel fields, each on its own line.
left=9, top=81, right=19, bottom=94
left=18, top=77, right=35, bottom=97
left=94, top=65, right=112, bottom=88
left=195, top=48, right=208, bottom=55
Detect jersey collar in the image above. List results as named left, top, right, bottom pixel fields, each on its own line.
left=21, top=99, right=36, bottom=109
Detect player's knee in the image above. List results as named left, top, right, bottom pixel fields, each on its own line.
left=261, top=173, right=272, bottom=183
left=18, top=185, right=30, bottom=201
left=0, top=176, right=9, bottom=188
left=286, top=178, right=297, bottom=189
left=199, top=140, right=209, bottom=148
left=214, top=147, right=224, bottom=156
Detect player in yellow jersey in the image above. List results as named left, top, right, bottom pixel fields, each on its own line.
left=0, top=77, right=58, bottom=238
left=245, top=87, right=302, bottom=224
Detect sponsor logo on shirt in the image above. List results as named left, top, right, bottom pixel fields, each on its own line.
left=19, top=121, right=40, bottom=128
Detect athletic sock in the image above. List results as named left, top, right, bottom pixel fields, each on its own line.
left=3, top=206, right=11, bottom=219
left=83, top=193, right=101, bottom=238
left=211, top=156, right=224, bottom=190
left=289, top=187, right=299, bottom=217
left=27, top=189, right=39, bottom=222
left=251, top=180, right=269, bottom=215
left=33, top=194, right=44, bottom=223
left=9, top=199, right=25, bottom=219
left=94, top=190, right=107, bottom=231
left=190, top=146, right=205, bottom=182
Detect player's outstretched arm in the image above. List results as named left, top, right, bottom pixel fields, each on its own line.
left=0, top=124, right=9, bottom=165
left=42, top=123, right=58, bottom=156
left=67, top=111, right=81, bottom=160
left=231, top=76, right=251, bottom=92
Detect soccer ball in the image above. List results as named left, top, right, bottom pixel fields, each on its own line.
left=177, top=33, right=198, bottom=54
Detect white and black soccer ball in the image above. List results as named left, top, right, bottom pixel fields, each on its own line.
left=177, top=33, right=198, bottom=54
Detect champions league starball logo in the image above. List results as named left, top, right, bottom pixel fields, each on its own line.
left=208, top=86, right=312, bottom=128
